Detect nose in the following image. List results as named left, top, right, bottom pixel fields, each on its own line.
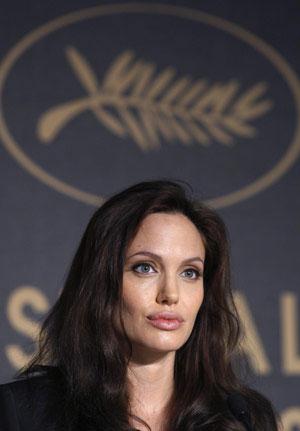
left=156, top=272, right=179, bottom=305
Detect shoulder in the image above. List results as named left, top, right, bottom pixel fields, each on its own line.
left=0, top=365, right=64, bottom=403
left=0, top=366, right=66, bottom=431
left=241, top=387, right=282, bottom=431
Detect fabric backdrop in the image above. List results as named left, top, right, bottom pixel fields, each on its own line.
left=0, top=1, right=299, bottom=429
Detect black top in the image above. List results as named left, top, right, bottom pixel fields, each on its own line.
left=0, top=366, right=279, bottom=431
left=0, top=366, right=64, bottom=431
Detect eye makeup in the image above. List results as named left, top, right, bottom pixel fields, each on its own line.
left=130, top=261, right=203, bottom=280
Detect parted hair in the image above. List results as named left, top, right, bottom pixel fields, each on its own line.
left=18, top=179, right=280, bottom=430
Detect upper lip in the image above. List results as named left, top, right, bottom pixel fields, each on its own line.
left=147, top=311, right=184, bottom=322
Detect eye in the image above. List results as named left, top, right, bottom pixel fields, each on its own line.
left=181, top=268, right=202, bottom=280
left=132, top=262, right=156, bottom=274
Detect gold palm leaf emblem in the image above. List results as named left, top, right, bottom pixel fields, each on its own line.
left=37, top=46, right=273, bottom=150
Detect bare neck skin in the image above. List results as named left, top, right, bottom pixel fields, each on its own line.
left=127, top=348, right=175, bottom=431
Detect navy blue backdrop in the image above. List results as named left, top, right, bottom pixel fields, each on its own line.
left=0, top=1, right=299, bottom=429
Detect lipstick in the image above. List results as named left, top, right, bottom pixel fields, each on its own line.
left=147, top=318, right=182, bottom=330
left=147, top=311, right=184, bottom=331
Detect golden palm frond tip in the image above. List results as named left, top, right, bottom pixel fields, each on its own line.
left=37, top=47, right=273, bottom=151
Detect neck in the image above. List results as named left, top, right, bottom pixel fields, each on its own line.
left=126, top=349, right=175, bottom=426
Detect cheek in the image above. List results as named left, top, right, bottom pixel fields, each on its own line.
left=122, top=275, right=137, bottom=316
left=121, top=286, right=150, bottom=320
left=186, top=286, right=204, bottom=319
left=122, top=295, right=140, bottom=319
left=122, top=273, right=154, bottom=318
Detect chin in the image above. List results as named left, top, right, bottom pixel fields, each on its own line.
left=138, top=340, right=186, bottom=354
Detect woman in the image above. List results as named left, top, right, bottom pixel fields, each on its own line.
left=0, top=179, right=281, bottom=430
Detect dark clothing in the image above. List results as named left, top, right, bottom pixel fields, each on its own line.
left=0, top=366, right=280, bottom=431
left=0, top=367, right=64, bottom=431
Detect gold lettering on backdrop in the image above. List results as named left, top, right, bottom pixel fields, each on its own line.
left=281, top=407, right=300, bottom=430
left=37, top=47, right=273, bottom=150
left=234, top=291, right=272, bottom=374
left=5, top=286, right=50, bottom=369
left=281, top=292, right=300, bottom=374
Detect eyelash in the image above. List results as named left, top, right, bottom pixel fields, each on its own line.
left=131, top=262, right=203, bottom=280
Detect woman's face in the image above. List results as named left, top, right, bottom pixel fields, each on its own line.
left=122, top=212, right=205, bottom=359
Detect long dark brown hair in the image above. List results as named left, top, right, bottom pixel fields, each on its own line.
left=18, top=179, right=280, bottom=430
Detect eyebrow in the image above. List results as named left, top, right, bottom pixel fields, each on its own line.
left=127, top=250, right=204, bottom=264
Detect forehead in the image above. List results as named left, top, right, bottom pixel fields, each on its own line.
left=127, top=212, right=205, bottom=254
